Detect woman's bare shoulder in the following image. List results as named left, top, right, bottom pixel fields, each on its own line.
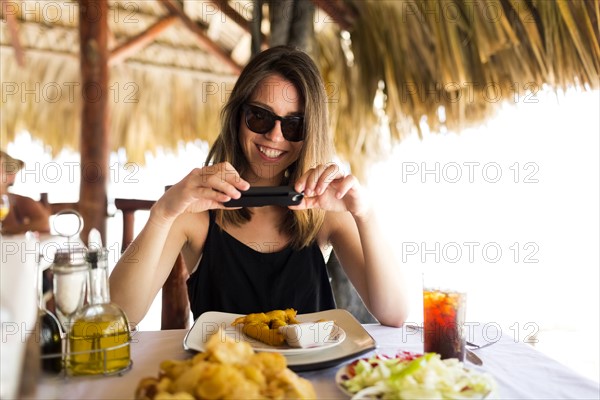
left=10, top=192, right=39, bottom=204
left=175, top=211, right=210, bottom=244
left=318, top=211, right=353, bottom=244
left=173, top=211, right=212, bottom=272
left=11, top=193, right=50, bottom=215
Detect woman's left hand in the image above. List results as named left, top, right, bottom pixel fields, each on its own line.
left=291, top=163, right=371, bottom=219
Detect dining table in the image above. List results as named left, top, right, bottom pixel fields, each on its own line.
left=32, top=321, right=599, bottom=400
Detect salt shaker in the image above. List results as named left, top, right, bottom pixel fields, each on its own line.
left=48, top=208, right=87, bottom=331
left=51, top=249, right=89, bottom=331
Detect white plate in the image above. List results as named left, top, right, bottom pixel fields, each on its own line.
left=334, top=356, right=495, bottom=399
left=335, top=354, right=422, bottom=397
left=184, top=309, right=376, bottom=371
left=335, top=363, right=356, bottom=397
left=183, top=311, right=345, bottom=356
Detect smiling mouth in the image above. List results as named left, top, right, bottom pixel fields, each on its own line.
left=258, top=145, right=285, bottom=159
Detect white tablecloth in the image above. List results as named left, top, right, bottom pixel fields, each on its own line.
left=32, top=324, right=599, bottom=399
left=304, top=324, right=600, bottom=399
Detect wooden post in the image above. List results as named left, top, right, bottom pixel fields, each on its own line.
left=78, top=0, right=109, bottom=242
left=1, top=0, right=26, bottom=66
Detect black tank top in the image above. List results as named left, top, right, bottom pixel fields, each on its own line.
left=186, top=211, right=336, bottom=320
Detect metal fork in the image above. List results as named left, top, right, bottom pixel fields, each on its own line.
left=467, top=339, right=498, bottom=350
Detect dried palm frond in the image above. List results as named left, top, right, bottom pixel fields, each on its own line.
left=315, top=0, right=599, bottom=176
left=1, top=50, right=233, bottom=164
left=2, top=0, right=599, bottom=178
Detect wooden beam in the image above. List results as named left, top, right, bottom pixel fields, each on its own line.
left=158, top=0, right=241, bottom=74
left=109, top=15, right=178, bottom=65
left=211, top=0, right=248, bottom=30
left=210, top=0, right=267, bottom=45
left=310, top=0, right=356, bottom=32
left=0, top=44, right=75, bottom=57
left=0, top=45, right=237, bottom=82
left=79, top=0, right=110, bottom=243
left=1, top=0, right=25, bottom=66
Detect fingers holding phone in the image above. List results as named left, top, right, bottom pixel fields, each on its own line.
left=154, top=163, right=250, bottom=220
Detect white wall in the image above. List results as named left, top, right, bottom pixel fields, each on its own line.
left=367, top=88, right=599, bottom=381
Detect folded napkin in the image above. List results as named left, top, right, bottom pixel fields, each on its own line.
left=1, top=234, right=39, bottom=399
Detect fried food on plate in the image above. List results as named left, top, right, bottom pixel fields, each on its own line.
left=232, top=308, right=299, bottom=347
left=135, top=330, right=315, bottom=399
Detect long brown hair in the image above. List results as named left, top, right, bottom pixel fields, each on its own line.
left=206, top=46, right=333, bottom=249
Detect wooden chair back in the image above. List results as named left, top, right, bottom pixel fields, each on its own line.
left=40, top=193, right=79, bottom=215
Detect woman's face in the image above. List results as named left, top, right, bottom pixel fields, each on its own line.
left=239, top=74, right=304, bottom=185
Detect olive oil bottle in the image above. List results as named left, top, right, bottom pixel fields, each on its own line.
left=67, top=249, right=131, bottom=375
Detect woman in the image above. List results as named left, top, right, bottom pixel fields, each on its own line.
left=110, top=46, right=408, bottom=327
left=0, top=150, right=50, bottom=235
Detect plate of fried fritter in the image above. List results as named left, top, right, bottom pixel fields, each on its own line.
left=184, top=309, right=376, bottom=371
left=232, top=308, right=346, bottom=355
left=137, top=330, right=316, bottom=399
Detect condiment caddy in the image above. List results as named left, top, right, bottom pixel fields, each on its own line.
left=39, top=211, right=132, bottom=376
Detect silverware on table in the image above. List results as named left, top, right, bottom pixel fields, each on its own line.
left=467, top=340, right=499, bottom=350
left=466, top=349, right=483, bottom=366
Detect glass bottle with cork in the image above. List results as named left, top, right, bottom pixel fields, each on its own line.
left=36, top=252, right=63, bottom=373
left=67, top=247, right=131, bottom=375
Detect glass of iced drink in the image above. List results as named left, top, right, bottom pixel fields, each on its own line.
left=423, top=283, right=467, bottom=361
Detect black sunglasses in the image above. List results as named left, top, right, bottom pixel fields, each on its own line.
left=242, top=104, right=305, bottom=142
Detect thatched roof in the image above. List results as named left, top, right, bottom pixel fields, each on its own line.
left=1, top=0, right=242, bottom=162
left=2, top=0, right=599, bottom=176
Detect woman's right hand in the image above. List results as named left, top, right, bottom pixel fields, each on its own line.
left=151, top=162, right=250, bottom=224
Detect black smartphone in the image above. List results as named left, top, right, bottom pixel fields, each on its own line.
left=223, top=186, right=304, bottom=207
